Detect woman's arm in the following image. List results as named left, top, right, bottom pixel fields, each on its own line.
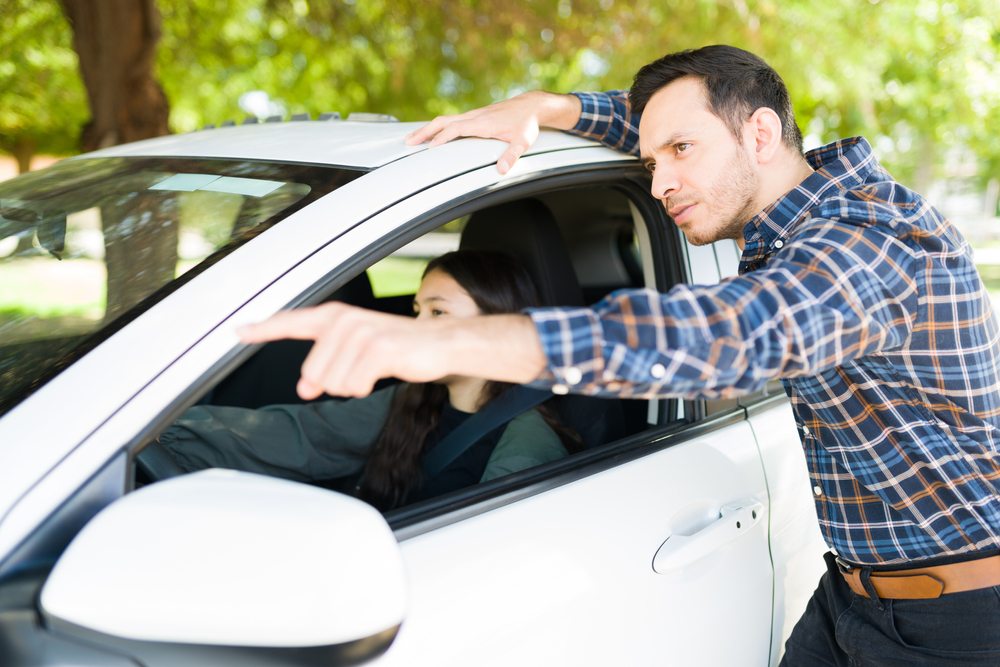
left=158, top=385, right=398, bottom=482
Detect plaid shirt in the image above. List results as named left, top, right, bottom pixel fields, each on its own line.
left=571, top=90, right=640, bottom=156
left=530, top=91, right=1000, bottom=565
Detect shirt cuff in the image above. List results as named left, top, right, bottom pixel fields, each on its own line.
left=569, top=91, right=604, bottom=134
left=524, top=291, right=690, bottom=398
left=525, top=306, right=607, bottom=394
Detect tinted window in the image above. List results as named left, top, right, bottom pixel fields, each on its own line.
left=0, top=157, right=362, bottom=415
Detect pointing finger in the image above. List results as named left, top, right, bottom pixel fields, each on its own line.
left=237, top=308, right=335, bottom=344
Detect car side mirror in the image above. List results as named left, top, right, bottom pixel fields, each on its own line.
left=39, top=469, right=406, bottom=666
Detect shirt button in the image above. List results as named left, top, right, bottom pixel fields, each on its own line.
left=564, top=367, right=583, bottom=385
left=552, top=384, right=569, bottom=395
left=813, top=485, right=823, bottom=496
left=774, top=240, right=784, bottom=248
left=650, top=363, right=666, bottom=379
left=802, top=425, right=810, bottom=436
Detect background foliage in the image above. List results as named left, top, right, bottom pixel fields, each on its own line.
left=0, top=0, right=86, bottom=165
left=1, top=0, right=998, bottom=191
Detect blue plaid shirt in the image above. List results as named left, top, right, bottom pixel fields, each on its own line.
left=527, top=90, right=1000, bottom=565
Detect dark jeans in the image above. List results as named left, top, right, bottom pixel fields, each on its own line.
left=780, top=551, right=1000, bottom=666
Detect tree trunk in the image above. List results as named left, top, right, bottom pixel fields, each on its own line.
left=102, top=194, right=179, bottom=321
left=60, top=0, right=175, bottom=322
left=11, top=137, right=35, bottom=175
left=59, top=0, right=171, bottom=151
left=11, top=138, right=37, bottom=255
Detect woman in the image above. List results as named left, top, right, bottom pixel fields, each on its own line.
left=158, top=250, right=581, bottom=511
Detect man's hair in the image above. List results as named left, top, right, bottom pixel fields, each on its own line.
left=628, top=45, right=803, bottom=154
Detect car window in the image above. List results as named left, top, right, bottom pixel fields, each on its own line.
left=366, top=217, right=465, bottom=298
left=0, top=157, right=362, bottom=416
left=715, top=239, right=742, bottom=279
left=143, top=184, right=668, bottom=505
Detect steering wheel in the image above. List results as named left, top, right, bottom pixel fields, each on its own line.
left=135, top=440, right=187, bottom=482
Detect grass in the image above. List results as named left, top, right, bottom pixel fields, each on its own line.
left=0, top=253, right=430, bottom=333
left=366, top=256, right=429, bottom=298
left=0, top=258, right=106, bottom=319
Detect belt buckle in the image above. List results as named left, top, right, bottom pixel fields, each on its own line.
left=835, top=556, right=856, bottom=575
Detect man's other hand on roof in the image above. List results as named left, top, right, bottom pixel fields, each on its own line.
left=405, top=91, right=583, bottom=175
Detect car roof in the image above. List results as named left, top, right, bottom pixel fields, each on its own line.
left=83, top=119, right=605, bottom=169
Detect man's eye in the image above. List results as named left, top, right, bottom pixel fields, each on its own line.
left=432, top=309, right=445, bottom=316
left=676, top=143, right=691, bottom=153
left=646, top=162, right=656, bottom=173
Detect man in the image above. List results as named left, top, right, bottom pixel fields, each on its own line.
left=241, top=46, right=1000, bottom=664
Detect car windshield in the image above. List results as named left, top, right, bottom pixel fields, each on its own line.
left=0, top=156, right=363, bottom=416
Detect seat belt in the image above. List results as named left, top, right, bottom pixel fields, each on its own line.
left=421, top=385, right=551, bottom=479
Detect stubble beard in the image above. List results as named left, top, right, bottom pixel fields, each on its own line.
left=675, top=143, right=761, bottom=247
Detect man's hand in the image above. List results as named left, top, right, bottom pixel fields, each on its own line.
left=237, top=302, right=549, bottom=399
left=405, top=91, right=582, bottom=174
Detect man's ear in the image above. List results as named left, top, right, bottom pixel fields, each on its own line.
left=745, top=107, right=783, bottom=165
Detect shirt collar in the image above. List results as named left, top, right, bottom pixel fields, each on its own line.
left=738, top=136, right=878, bottom=274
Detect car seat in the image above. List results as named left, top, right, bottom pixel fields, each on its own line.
left=460, top=198, right=626, bottom=448
left=459, top=199, right=585, bottom=308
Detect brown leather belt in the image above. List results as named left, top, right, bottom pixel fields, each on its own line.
left=837, top=555, right=1000, bottom=600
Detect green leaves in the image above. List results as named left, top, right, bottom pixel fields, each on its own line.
left=3, top=0, right=998, bottom=189
left=0, top=0, right=87, bottom=159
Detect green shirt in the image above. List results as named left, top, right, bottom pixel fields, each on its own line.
left=159, top=385, right=568, bottom=486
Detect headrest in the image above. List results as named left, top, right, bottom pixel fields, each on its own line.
left=460, top=199, right=584, bottom=307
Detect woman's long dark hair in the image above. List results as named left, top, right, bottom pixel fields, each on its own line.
left=358, top=250, right=582, bottom=511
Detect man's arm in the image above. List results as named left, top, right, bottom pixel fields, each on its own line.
left=525, top=228, right=918, bottom=400
left=238, top=304, right=548, bottom=399
left=570, top=90, right=640, bottom=156
left=240, top=222, right=917, bottom=402
left=406, top=89, right=640, bottom=174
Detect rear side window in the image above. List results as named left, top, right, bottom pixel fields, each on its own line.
left=0, top=157, right=363, bottom=416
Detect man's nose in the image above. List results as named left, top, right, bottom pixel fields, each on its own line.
left=651, top=166, right=680, bottom=201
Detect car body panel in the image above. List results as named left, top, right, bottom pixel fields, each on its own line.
left=746, top=400, right=828, bottom=666
left=81, top=120, right=603, bottom=170
left=381, top=421, right=772, bottom=667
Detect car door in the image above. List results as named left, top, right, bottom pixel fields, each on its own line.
left=382, top=420, right=773, bottom=667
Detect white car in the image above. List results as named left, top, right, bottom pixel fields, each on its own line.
left=0, top=115, right=828, bottom=666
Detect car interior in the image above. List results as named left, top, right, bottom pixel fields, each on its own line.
left=137, top=183, right=678, bottom=507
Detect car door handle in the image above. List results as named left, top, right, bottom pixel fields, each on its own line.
left=652, top=498, right=763, bottom=574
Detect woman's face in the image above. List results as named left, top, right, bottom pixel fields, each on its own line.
left=413, top=268, right=482, bottom=321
